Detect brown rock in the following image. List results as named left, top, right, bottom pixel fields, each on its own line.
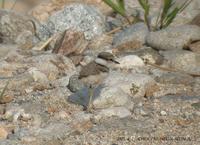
left=145, top=84, right=160, bottom=97
left=71, top=120, right=93, bottom=134
left=53, top=29, right=88, bottom=56
left=190, top=13, right=200, bottom=27
left=0, top=126, right=8, bottom=140
left=189, top=41, right=200, bottom=54
left=0, top=95, right=13, bottom=104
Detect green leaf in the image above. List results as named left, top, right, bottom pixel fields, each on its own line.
left=163, top=7, right=179, bottom=28
left=102, top=0, right=126, bottom=17
left=117, top=0, right=125, bottom=11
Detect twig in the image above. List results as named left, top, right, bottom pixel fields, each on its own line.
left=146, top=62, right=200, bottom=77
left=106, top=22, right=130, bottom=35
left=36, top=35, right=55, bottom=51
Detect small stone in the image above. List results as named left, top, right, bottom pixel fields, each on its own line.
left=0, top=126, right=8, bottom=140
left=160, top=111, right=167, bottom=116
left=68, top=75, right=85, bottom=93
left=0, top=95, right=13, bottom=104
left=20, top=113, right=32, bottom=122
left=28, top=67, right=48, bottom=83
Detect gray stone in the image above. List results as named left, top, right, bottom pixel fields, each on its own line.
left=68, top=75, right=85, bottom=92
left=28, top=67, right=48, bottom=83
left=25, top=53, right=76, bottom=80
left=146, top=25, right=200, bottom=50
left=113, top=23, right=148, bottom=46
left=68, top=85, right=103, bottom=108
left=42, top=4, right=106, bottom=40
left=161, top=50, right=200, bottom=73
left=0, top=44, right=18, bottom=59
left=0, top=10, right=40, bottom=47
left=93, top=86, right=132, bottom=109
left=155, top=72, right=194, bottom=85
left=102, top=71, right=156, bottom=98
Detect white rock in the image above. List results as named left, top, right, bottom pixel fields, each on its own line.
left=93, top=87, right=132, bottom=109
left=28, top=67, right=48, bottom=82
left=42, top=4, right=106, bottom=40
left=115, top=55, right=145, bottom=69
left=160, top=110, right=167, bottom=116
left=103, top=72, right=156, bottom=97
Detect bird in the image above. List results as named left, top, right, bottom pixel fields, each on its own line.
left=97, top=52, right=120, bottom=64
left=79, top=52, right=119, bottom=78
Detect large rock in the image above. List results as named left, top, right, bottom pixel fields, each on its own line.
left=146, top=25, right=200, bottom=50
left=0, top=10, right=40, bottom=48
left=92, top=72, right=155, bottom=109
left=113, top=23, right=148, bottom=45
left=161, top=50, right=200, bottom=73
left=41, top=4, right=106, bottom=40
left=25, top=53, right=76, bottom=81
left=92, top=86, right=132, bottom=109
left=113, top=23, right=148, bottom=51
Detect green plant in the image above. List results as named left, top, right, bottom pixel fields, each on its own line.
left=103, top=0, right=193, bottom=31
left=102, top=0, right=131, bottom=23
left=103, top=0, right=125, bottom=16
left=148, top=0, right=193, bottom=30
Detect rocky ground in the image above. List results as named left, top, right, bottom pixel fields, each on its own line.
left=0, top=0, right=200, bottom=145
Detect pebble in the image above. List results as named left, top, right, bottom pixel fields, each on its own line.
left=160, top=110, right=167, bottom=116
